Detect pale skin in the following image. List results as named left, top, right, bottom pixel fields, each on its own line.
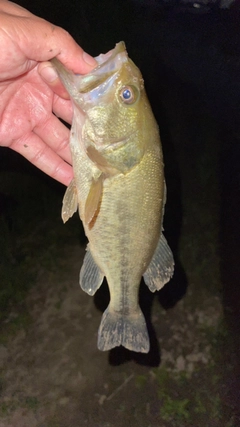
left=0, top=0, right=97, bottom=185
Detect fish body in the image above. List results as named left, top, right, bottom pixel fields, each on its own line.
left=51, top=42, right=174, bottom=353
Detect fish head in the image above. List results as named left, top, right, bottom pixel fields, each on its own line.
left=78, top=43, right=144, bottom=142
left=52, top=42, right=157, bottom=173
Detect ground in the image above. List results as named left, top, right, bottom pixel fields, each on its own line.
left=0, top=242, right=226, bottom=427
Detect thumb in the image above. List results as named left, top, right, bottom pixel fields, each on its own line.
left=38, top=62, right=70, bottom=100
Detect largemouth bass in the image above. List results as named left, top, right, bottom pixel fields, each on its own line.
left=51, top=42, right=174, bottom=353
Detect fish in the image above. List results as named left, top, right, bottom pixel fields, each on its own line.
left=51, top=42, right=174, bottom=353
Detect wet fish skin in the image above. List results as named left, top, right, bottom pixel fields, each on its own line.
left=51, top=42, right=174, bottom=353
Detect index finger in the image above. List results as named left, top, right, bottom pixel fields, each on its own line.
left=23, top=21, right=97, bottom=74
left=11, top=131, right=73, bottom=186
left=2, top=1, right=97, bottom=74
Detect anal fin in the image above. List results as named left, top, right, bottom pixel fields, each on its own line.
left=143, top=233, right=174, bottom=292
left=79, top=247, right=104, bottom=296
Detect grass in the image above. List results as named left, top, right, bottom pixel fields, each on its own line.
left=135, top=374, right=148, bottom=389
left=0, top=396, right=39, bottom=417
left=152, top=364, right=223, bottom=426
left=160, top=396, right=191, bottom=423
left=148, top=316, right=231, bottom=426
left=25, top=396, right=39, bottom=410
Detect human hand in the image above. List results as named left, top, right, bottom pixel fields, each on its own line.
left=0, top=0, right=97, bottom=185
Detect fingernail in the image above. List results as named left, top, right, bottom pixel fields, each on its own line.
left=83, top=51, right=97, bottom=67
left=40, top=65, right=58, bottom=83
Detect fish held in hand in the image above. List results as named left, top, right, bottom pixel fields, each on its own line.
left=51, top=42, right=174, bottom=353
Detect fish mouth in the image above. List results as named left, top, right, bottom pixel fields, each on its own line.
left=77, top=42, right=127, bottom=94
left=51, top=42, right=128, bottom=104
left=94, top=42, right=125, bottom=68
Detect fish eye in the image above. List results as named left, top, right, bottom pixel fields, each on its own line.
left=119, top=85, right=138, bottom=105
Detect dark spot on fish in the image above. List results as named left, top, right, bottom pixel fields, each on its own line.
left=24, top=144, right=28, bottom=148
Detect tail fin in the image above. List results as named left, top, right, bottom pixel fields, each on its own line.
left=97, top=307, right=150, bottom=353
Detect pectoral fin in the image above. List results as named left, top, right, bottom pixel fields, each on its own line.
left=85, top=175, right=104, bottom=227
left=61, top=179, right=78, bottom=223
left=80, top=246, right=104, bottom=296
left=143, top=233, right=174, bottom=292
left=87, top=145, right=120, bottom=176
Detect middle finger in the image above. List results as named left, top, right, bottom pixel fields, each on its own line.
left=34, top=112, right=72, bottom=164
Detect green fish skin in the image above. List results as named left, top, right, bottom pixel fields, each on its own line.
left=51, top=42, right=174, bottom=353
